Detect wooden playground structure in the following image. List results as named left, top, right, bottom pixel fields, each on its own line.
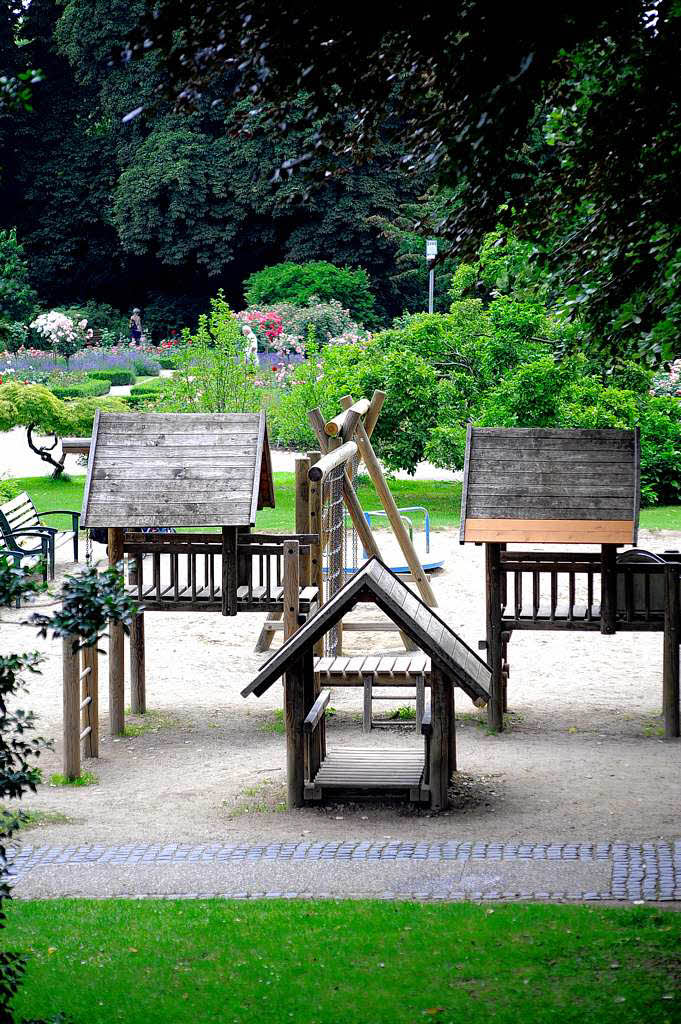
left=61, top=410, right=320, bottom=779
left=461, top=426, right=681, bottom=737
left=242, top=557, right=490, bottom=810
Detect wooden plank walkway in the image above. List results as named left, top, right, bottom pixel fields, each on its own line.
left=306, top=748, right=427, bottom=802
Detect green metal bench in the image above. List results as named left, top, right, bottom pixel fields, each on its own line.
left=0, top=490, right=80, bottom=579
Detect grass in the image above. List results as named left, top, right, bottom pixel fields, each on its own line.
left=122, top=709, right=178, bottom=737
left=0, top=808, right=71, bottom=831
left=261, top=708, right=285, bottom=734
left=4, top=900, right=681, bottom=1023
left=10, top=472, right=681, bottom=533
left=225, top=778, right=288, bottom=817
left=49, top=771, right=98, bottom=787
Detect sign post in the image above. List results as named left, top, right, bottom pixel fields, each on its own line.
left=426, top=239, right=437, bottom=313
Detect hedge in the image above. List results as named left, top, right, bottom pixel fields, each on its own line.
left=47, top=379, right=111, bottom=400
left=87, top=369, right=136, bottom=386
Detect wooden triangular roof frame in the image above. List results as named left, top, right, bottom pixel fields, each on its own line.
left=242, top=557, right=490, bottom=704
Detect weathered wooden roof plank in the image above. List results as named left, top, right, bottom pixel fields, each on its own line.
left=82, top=412, right=274, bottom=528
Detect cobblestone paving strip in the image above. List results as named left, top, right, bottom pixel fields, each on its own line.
left=5, top=840, right=681, bottom=903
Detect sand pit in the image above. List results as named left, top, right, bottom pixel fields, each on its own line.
left=2, top=528, right=679, bottom=848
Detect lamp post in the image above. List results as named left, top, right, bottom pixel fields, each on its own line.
left=426, top=239, right=437, bottom=313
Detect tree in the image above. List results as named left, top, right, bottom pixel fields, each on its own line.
left=0, top=229, right=38, bottom=325
left=127, top=3, right=681, bottom=359
left=0, top=382, right=126, bottom=476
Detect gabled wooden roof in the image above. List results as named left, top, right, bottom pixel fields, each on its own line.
left=81, top=411, right=275, bottom=528
left=242, top=558, right=491, bottom=703
left=460, top=427, right=640, bottom=545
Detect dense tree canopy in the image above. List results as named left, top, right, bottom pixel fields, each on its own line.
left=124, top=1, right=681, bottom=359
left=0, top=0, right=431, bottom=328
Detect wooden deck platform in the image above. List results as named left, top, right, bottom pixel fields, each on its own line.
left=125, top=581, right=319, bottom=613
left=305, top=747, right=427, bottom=802
left=314, top=653, right=431, bottom=685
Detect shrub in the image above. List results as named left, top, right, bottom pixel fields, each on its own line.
left=0, top=228, right=38, bottom=324
left=244, top=261, right=378, bottom=327
left=159, top=292, right=262, bottom=414
left=87, top=369, right=136, bottom=386
left=257, top=299, right=362, bottom=347
left=58, top=301, right=127, bottom=343
left=133, top=356, right=160, bottom=377
left=47, top=378, right=111, bottom=400
left=158, top=355, right=178, bottom=369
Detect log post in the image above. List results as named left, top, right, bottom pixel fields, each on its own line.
left=108, top=527, right=125, bottom=736
left=130, top=611, right=146, bottom=715
left=485, top=542, right=504, bottom=732
left=284, top=655, right=306, bottom=808
left=663, top=564, right=681, bottom=739
left=283, top=540, right=300, bottom=642
left=448, top=680, right=457, bottom=774
left=600, top=543, right=618, bottom=635
left=303, top=648, right=321, bottom=781
left=340, top=394, right=437, bottom=606
left=429, top=663, right=450, bottom=811
left=81, top=643, right=98, bottom=759
left=63, top=635, right=80, bottom=780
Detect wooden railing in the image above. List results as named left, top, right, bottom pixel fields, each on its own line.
left=122, top=531, right=319, bottom=613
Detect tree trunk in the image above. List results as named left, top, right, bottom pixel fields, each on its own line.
left=26, top=424, right=66, bottom=478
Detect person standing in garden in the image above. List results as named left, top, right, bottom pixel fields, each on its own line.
left=129, top=307, right=143, bottom=344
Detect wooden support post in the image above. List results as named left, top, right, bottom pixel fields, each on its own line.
left=663, top=564, right=681, bottom=739
left=429, top=663, right=450, bottom=811
left=221, top=526, right=238, bottom=616
left=485, top=542, right=504, bottom=732
left=415, top=673, right=425, bottom=732
left=81, top=643, right=98, bottom=759
left=363, top=673, right=373, bottom=733
left=130, top=611, right=146, bottom=715
left=341, top=394, right=437, bottom=607
left=448, top=681, right=457, bottom=774
left=283, top=540, right=300, bottom=641
left=308, top=470, right=324, bottom=657
left=303, top=648, right=321, bottom=781
left=600, top=543, right=618, bottom=635
left=284, top=655, right=306, bottom=808
left=108, top=527, right=125, bottom=736
left=63, top=635, right=80, bottom=780
left=295, top=457, right=311, bottom=586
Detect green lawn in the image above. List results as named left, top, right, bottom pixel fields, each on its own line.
left=9, top=472, right=681, bottom=533
left=4, top=899, right=680, bottom=1023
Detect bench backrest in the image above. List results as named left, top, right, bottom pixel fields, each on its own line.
left=0, top=492, right=40, bottom=547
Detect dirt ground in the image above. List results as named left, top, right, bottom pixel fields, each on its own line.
left=3, top=528, right=680, bottom=848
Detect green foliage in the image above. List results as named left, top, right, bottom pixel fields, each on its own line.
left=0, top=381, right=126, bottom=446
left=57, top=302, right=127, bottom=340
left=266, top=299, right=362, bottom=345
left=31, top=564, right=138, bottom=648
left=47, top=378, right=110, bottom=400
left=87, top=369, right=136, bottom=386
left=49, top=771, right=98, bottom=787
left=159, top=293, right=262, bottom=413
left=244, top=262, right=378, bottom=327
left=0, top=229, right=38, bottom=324
left=133, top=359, right=160, bottom=377
left=126, top=378, right=168, bottom=408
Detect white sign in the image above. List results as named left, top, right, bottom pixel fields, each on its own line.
left=426, top=239, right=438, bottom=260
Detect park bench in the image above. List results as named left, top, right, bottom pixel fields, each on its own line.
left=0, top=491, right=80, bottom=579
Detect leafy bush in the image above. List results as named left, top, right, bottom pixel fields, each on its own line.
left=133, top=356, right=160, bottom=377
left=126, top=378, right=168, bottom=408
left=57, top=301, right=127, bottom=343
left=244, top=261, right=378, bottom=327
left=47, top=377, right=111, bottom=400
left=158, top=355, right=178, bottom=369
left=0, top=321, right=30, bottom=353
left=87, top=369, right=136, bottom=386
left=268, top=299, right=362, bottom=346
left=425, top=353, right=681, bottom=506
left=0, top=228, right=38, bottom=325
left=269, top=336, right=438, bottom=472
left=159, top=293, right=262, bottom=414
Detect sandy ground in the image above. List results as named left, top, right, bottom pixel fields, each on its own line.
left=2, top=527, right=679, bottom=849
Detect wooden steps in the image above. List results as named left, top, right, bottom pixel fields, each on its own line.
left=305, top=747, right=427, bottom=802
